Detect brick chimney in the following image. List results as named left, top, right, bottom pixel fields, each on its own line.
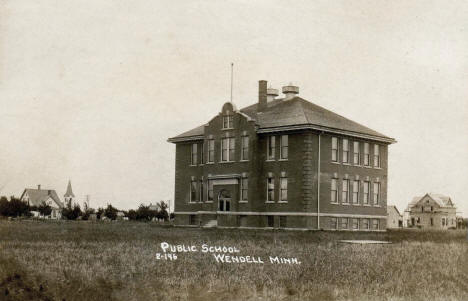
left=258, top=80, right=267, bottom=112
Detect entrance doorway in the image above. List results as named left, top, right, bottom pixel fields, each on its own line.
left=218, top=189, right=231, bottom=212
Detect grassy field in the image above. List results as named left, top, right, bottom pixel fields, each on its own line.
left=0, top=220, right=467, bottom=301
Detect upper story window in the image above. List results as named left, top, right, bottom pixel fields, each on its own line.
left=353, top=141, right=360, bottom=165
left=363, top=181, right=370, bottom=204
left=363, top=143, right=370, bottom=166
left=221, top=137, right=235, bottom=162
left=267, top=136, right=276, bottom=160
left=362, top=218, right=370, bottom=230
left=352, top=218, right=359, bottom=230
left=280, top=176, right=288, bottom=202
left=372, top=219, right=379, bottom=230
left=373, top=144, right=381, bottom=168
left=191, top=144, right=198, bottom=165
left=222, top=115, right=234, bottom=129
left=267, top=176, right=275, bottom=202
left=207, top=139, right=215, bottom=163
left=373, top=182, right=380, bottom=205
left=342, top=179, right=349, bottom=204
left=331, top=137, right=338, bottom=162
left=200, top=143, right=204, bottom=164
left=352, top=180, right=359, bottom=204
left=331, top=179, right=338, bottom=203
left=280, top=135, right=288, bottom=160
left=342, top=139, right=349, bottom=164
left=241, top=136, right=249, bottom=161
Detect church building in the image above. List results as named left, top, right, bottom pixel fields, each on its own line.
left=168, top=80, right=396, bottom=230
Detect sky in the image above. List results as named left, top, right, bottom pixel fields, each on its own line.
left=0, top=1, right=467, bottom=215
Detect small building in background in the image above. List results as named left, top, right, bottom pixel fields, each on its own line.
left=20, top=185, right=64, bottom=219
left=404, top=193, right=457, bottom=229
left=387, top=205, right=402, bottom=228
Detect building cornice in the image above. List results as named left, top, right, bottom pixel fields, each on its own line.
left=257, top=124, right=396, bottom=144
left=168, top=124, right=396, bottom=144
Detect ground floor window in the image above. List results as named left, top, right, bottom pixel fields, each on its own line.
left=279, top=216, right=287, bottom=228
left=189, top=215, right=196, bottom=225
left=341, top=218, right=348, bottom=229
left=267, top=215, right=274, bottom=227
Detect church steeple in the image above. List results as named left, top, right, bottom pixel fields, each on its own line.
left=64, top=180, right=75, bottom=205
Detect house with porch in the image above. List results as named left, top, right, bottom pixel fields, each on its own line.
left=404, top=193, right=457, bottom=229
left=20, top=185, right=64, bottom=219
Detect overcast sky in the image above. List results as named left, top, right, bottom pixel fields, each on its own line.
left=1, top=1, right=467, bottom=215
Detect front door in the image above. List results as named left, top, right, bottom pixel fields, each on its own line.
left=218, top=189, right=231, bottom=212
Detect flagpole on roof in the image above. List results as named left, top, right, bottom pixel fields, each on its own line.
left=230, top=62, right=234, bottom=103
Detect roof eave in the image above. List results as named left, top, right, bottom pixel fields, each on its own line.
left=167, top=135, right=205, bottom=143
left=257, top=124, right=396, bottom=144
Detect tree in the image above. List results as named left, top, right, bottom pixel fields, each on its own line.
left=38, top=201, right=52, bottom=216
left=126, top=209, right=137, bottom=220
left=0, top=196, right=9, bottom=216
left=96, top=207, right=104, bottom=219
left=104, top=204, right=118, bottom=220
left=8, top=197, right=29, bottom=217
left=62, top=201, right=82, bottom=220
left=156, top=201, right=169, bottom=221
left=82, top=207, right=95, bottom=220
left=136, top=204, right=155, bottom=221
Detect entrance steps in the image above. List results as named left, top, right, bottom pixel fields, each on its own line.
left=203, top=219, right=218, bottom=228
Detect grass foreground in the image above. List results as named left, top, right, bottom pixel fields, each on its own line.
left=0, top=220, right=467, bottom=301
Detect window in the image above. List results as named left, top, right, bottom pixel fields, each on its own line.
left=363, top=181, right=370, bottom=204
left=208, top=139, right=215, bottom=163
left=373, top=144, right=380, bottom=167
left=331, top=137, right=338, bottom=162
left=330, top=217, right=338, bottom=229
left=200, top=143, right=204, bottom=164
left=353, top=141, right=360, bottom=165
left=280, top=177, right=288, bottom=202
left=241, top=177, right=248, bottom=202
left=207, top=180, right=213, bottom=202
left=190, top=180, right=197, bottom=202
left=342, top=179, right=349, bottom=204
left=352, top=180, right=360, bottom=204
left=279, top=216, right=287, bottom=228
left=199, top=180, right=204, bottom=202
left=372, top=219, right=379, bottom=230
left=191, top=144, right=198, bottom=165
left=267, top=215, right=274, bottom=227
left=280, top=135, right=288, bottom=159
left=341, top=218, right=349, bottom=229
left=362, top=219, right=369, bottom=230
left=352, top=218, right=359, bottom=230
left=331, top=179, right=338, bottom=203
left=267, top=176, right=275, bottom=202
left=442, top=218, right=446, bottom=226
left=267, top=136, right=276, bottom=160
left=189, top=215, right=197, bottom=225
left=342, top=139, right=349, bottom=163
left=430, top=218, right=434, bottom=226
left=373, top=182, right=380, bottom=205
left=241, top=136, right=249, bottom=160
left=221, top=137, right=235, bottom=162
left=223, top=115, right=233, bottom=129
left=364, top=143, right=370, bottom=166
